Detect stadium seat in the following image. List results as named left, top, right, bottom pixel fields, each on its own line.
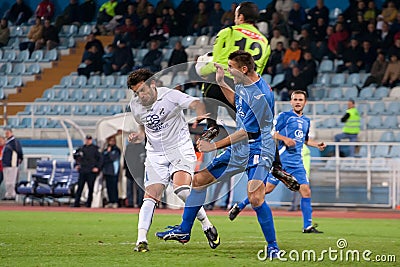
left=368, top=102, right=386, bottom=115
left=193, top=35, right=209, bottom=47
left=6, top=76, right=26, bottom=89
left=114, top=89, right=126, bottom=100
left=70, top=89, right=84, bottom=101
left=330, top=73, right=346, bottom=87
left=314, top=103, right=325, bottom=115
left=0, top=75, right=8, bottom=88
left=181, top=35, right=196, bottom=48
left=34, top=117, right=48, bottom=128
left=11, top=63, right=26, bottom=75
left=318, top=59, right=334, bottom=73
left=98, top=90, right=112, bottom=102
left=26, top=63, right=41, bottom=75
left=326, top=88, right=343, bottom=100
left=109, top=105, right=123, bottom=114
left=358, top=86, right=375, bottom=100
left=13, top=50, right=30, bottom=63
left=255, top=21, right=268, bottom=36
left=329, top=8, right=342, bottom=23
left=324, top=103, right=341, bottom=115
left=346, top=73, right=362, bottom=86
left=0, top=50, right=17, bottom=62
left=270, top=73, right=285, bottom=88
left=47, top=105, right=65, bottom=115
left=26, top=50, right=44, bottom=62
left=171, top=74, right=187, bottom=88
left=18, top=105, right=35, bottom=115
left=59, top=24, right=78, bottom=37
left=87, top=75, right=101, bottom=88
left=162, top=48, right=173, bottom=62
left=18, top=117, right=33, bottom=128
left=159, top=74, right=173, bottom=87
left=366, top=116, right=383, bottom=129
left=379, top=131, right=395, bottom=142
left=372, top=86, right=390, bottom=99
left=84, top=90, right=98, bottom=102
left=7, top=117, right=20, bottom=128
left=115, top=75, right=127, bottom=88
left=52, top=89, right=70, bottom=102
left=99, top=75, right=115, bottom=88
left=388, top=145, right=400, bottom=158
left=382, top=101, right=400, bottom=115
left=343, top=86, right=358, bottom=99
left=40, top=49, right=58, bottom=62
left=167, top=36, right=181, bottom=49
left=382, top=115, right=398, bottom=129
left=355, top=145, right=368, bottom=158
left=357, top=102, right=369, bottom=115
left=35, top=105, right=52, bottom=115
left=54, top=76, right=73, bottom=89
left=135, top=49, right=149, bottom=64
left=261, top=74, right=272, bottom=84
left=372, top=145, right=390, bottom=158
left=0, top=62, right=12, bottom=74
left=71, top=76, right=87, bottom=88
left=323, top=117, right=338, bottom=128
left=93, top=105, right=109, bottom=115
left=389, top=86, right=400, bottom=98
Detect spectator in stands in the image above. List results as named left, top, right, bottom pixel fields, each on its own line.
left=336, top=37, right=363, bottom=73
left=176, top=0, right=197, bottom=35
left=0, top=136, right=5, bottom=188
left=35, top=18, right=59, bottom=51
left=79, top=0, right=97, bottom=24
left=121, top=4, right=141, bottom=27
left=270, top=27, right=288, bottom=50
left=221, top=2, right=237, bottom=28
left=381, top=1, right=398, bottom=23
left=136, top=0, right=149, bottom=19
left=382, top=53, right=400, bottom=88
left=360, top=40, right=377, bottom=72
left=364, top=0, right=379, bottom=23
left=307, top=0, right=329, bottom=28
left=97, top=0, right=118, bottom=33
left=344, top=0, right=366, bottom=26
left=133, top=17, right=152, bottom=48
left=390, top=13, right=400, bottom=33
left=269, top=11, right=289, bottom=38
left=191, top=1, right=209, bottom=36
left=149, top=16, right=169, bottom=48
left=102, top=43, right=115, bottom=69
left=125, top=142, right=145, bottom=208
left=168, top=41, right=188, bottom=74
left=310, top=18, right=329, bottom=62
left=35, top=0, right=55, bottom=21
left=165, top=7, right=185, bottom=37
left=113, top=17, right=137, bottom=48
left=387, top=33, right=400, bottom=58
left=298, top=50, right=317, bottom=87
left=104, top=39, right=134, bottom=75
left=334, top=99, right=361, bottom=157
left=155, top=0, right=173, bottom=16
left=275, top=0, right=294, bottom=22
left=362, top=22, right=380, bottom=50
left=83, top=31, right=104, bottom=59
left=298, top=27, right=312, bottom=51
left=54, top=0, right=80, bottom=33
left=73, top=135, right=102, bottom=208
left=3, top=0, right=32, bottom=26
left=281, top=66, right=309, bottom=100
left=361, top=51, right=388, bottom=88
left=208, top=1, right=224, bottom=36
left=378, top=21, right=393, bottom=55
left=288, top=1, right=307, bottom=34
left=102, top=135, right=121, bottom=209
left=143, top=4, right=156, bottom=27
left=328, top=22, right=349, bottom=59
left=2, top=127, right=23, bottom=201
left=77, top=44, right=103, bottom=78
left=0, top=19, right=10, bottom=48
left=282, top=39, right=302, bottom=73
left=265, top=41, right=285, bottom=75
left=142, top=39, right=162, bottom=72
left=19, top=17, right=43, bottom=54
left=115, top=0, right=133, bottom=17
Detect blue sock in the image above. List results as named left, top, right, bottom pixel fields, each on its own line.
left=253, top=202, right=278, bottom=248
left=180, top=188, right=207, bottom=233
left=301, top=197, right=312, bottom=229
left=238, top=198, right=250, bottom=210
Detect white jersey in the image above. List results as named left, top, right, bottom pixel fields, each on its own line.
left=130, top=87, right=199, bottom=153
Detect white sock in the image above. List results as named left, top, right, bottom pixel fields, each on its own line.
left=174, top=186, right=213, bottom=231
left=137, top=198, right=156, bottom=244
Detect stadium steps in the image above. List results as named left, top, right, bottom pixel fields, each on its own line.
left=1, top=42, right=85, bottom=123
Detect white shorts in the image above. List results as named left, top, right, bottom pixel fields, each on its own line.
left=144, top=141, right=196, bottom=187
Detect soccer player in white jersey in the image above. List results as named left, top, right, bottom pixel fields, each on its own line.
left=127, top=69, right=219, bottom=252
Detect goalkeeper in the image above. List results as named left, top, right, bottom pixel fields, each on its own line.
left=229, top=90, right=327, bottom=234
left=196, top=1, right=271, bottom=133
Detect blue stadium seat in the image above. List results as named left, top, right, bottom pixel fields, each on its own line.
left=34, top=117, right=48, bottom=128
left=366, top=116, right=383, bottom=129
left=84, top=90, right=98, bottom=102
left=18, top=117, right=33, bottom=128
left=382, top=102, right=400, bottom=115
left=357, top=102, right=369, bottom=115
left=261, top=74, right=272, bottom=84
left=26, top=63, right=41, bottom=75
left=35, top=105, right=52, bottom=115
left=135, top=49, right=149, bottom=64
left=346, top=73, right=362, bottom=86
left=26, top=50, right=44, bottom=62
left=99, top=75, right=115, bottom=88
left=87, top=75, right=101, bottom=88
left=379, top=131, right=395, bottom=142
left=52, top=89, right=70, bottom=101
left=114, top=89, right=126, bottom=100
left=314, top=103, right=325, bottom=115
left=48, top=105, right=65, bottom=115
left=59, top=24, right=78, bottom=37
left=40, top=49, right=58, bottom=62
left=98, top=90, right=112, bottom=102
left=54, top=76, right=73, bottom=89
left=368, top=102, right=386, bottom=115
left=167, top=36, right=181, bottom=48
left=270, top=73, right=285, bottom=88
left=343, top=86, right=358, bottom=99
left=388, top=145, right=400, bottom=158
left=13, top=50, right=30, bottom=63
left=355, top=145, right=368, bottom=158
left=94, top=105, right=110, bottom=115
left=382, top=115, right=398, bottom=129
left=7, top=117, right=20, bottom=128
left=11, top=63, right=26, bottom=75
left=77, top=24, right=92, bottom=37
left=318, top=59, right=334, bottom=73
left=372, top=86, right=390, bottom=99
left=372, top=145, right=390, bottom=158
left=0, top=50, right=17, bottom=62
left=326, top=88, right=343, bottom=100
left=0, top=62, right=12, bottom=74
left=18, top=105, right=35, bottom=115
left=109, top=105, right=123, bottom=114
left=0, top=75, right=8, bottom=88
left=324, top=103, right=341, bottom=115
left=115, top=75, right=127, bottom=88
left=70, top=89, right=84, bottom=101
left=358, top=86, right=375, bottom=100
left=181, top=35, right=196, bottom=47
left=71, top=75, right=87, bottom=88
left=323, top=117, right=338, bottom=128
left=330, top=73, right=346, bottom=87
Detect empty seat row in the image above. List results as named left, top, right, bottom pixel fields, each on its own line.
left=0, top=49, right=57, bottom=63
left=16, top=104, right=125, bottom=118
left=0, top=76, right=23, bottom=89
left=0, top=62, right=41, bottom=76
left=54, top=75, right=127, bottom=89
left=314, top=115, right=399, bottom=129
left=36, top=88, right=127, bottom=102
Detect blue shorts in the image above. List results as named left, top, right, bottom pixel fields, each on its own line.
left=267, top=165, right=308, bottom=186
left=207, top=146, right=271, bottom=182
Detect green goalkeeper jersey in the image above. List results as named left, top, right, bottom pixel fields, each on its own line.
left=200, top=23, right=271, bottom=77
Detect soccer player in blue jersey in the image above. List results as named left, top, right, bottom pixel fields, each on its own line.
left=229, top=90, right=327, bottom=233
left=156, top=50, right=280, bottom=256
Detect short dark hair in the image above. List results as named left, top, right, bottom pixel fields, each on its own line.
left=291, top=90, right=308, bottom=100
left=237, top=2, right=259, bottom=23
left=127, top=69, right=154, bottom=88
left=228, top=50, right=255, bottom=72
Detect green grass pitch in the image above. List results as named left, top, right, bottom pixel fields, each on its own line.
left=0, top=210, right=399, bottom=266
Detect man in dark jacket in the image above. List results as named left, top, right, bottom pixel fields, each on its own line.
left=73, top=135, right=103, bottom=207
left=142, top=40, right=162, bottom=72
left=102, top=136, right=121, bottom=208
left=2, top=127, right=23, bottom=201
left=4, top=0, right=33, bottom=26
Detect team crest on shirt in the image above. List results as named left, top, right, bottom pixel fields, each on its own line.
left=145, top=114, right=164, bottom=131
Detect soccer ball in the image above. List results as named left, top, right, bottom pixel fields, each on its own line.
left=195, top=52, right=213, bottom=76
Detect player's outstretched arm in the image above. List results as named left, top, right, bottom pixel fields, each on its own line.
left=273, top=132, right=296, bottom=147
left=197, top=129, right=248, bottom=152
left=128, top=125, right=146, bottom=143
left=305, top=139, right=326, bottom=151
left=214, top=63, right=235, bottom=106
left=188, top=100, right=207, bottom=129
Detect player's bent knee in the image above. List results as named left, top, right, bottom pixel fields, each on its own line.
left=299, top=184, right=311, bottom=198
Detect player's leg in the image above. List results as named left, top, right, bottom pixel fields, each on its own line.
left=289, top=167, right=323, bottom=233
left=248, top=166, right=279, bottom=258
left=135, top=183, right=165, bottom=252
